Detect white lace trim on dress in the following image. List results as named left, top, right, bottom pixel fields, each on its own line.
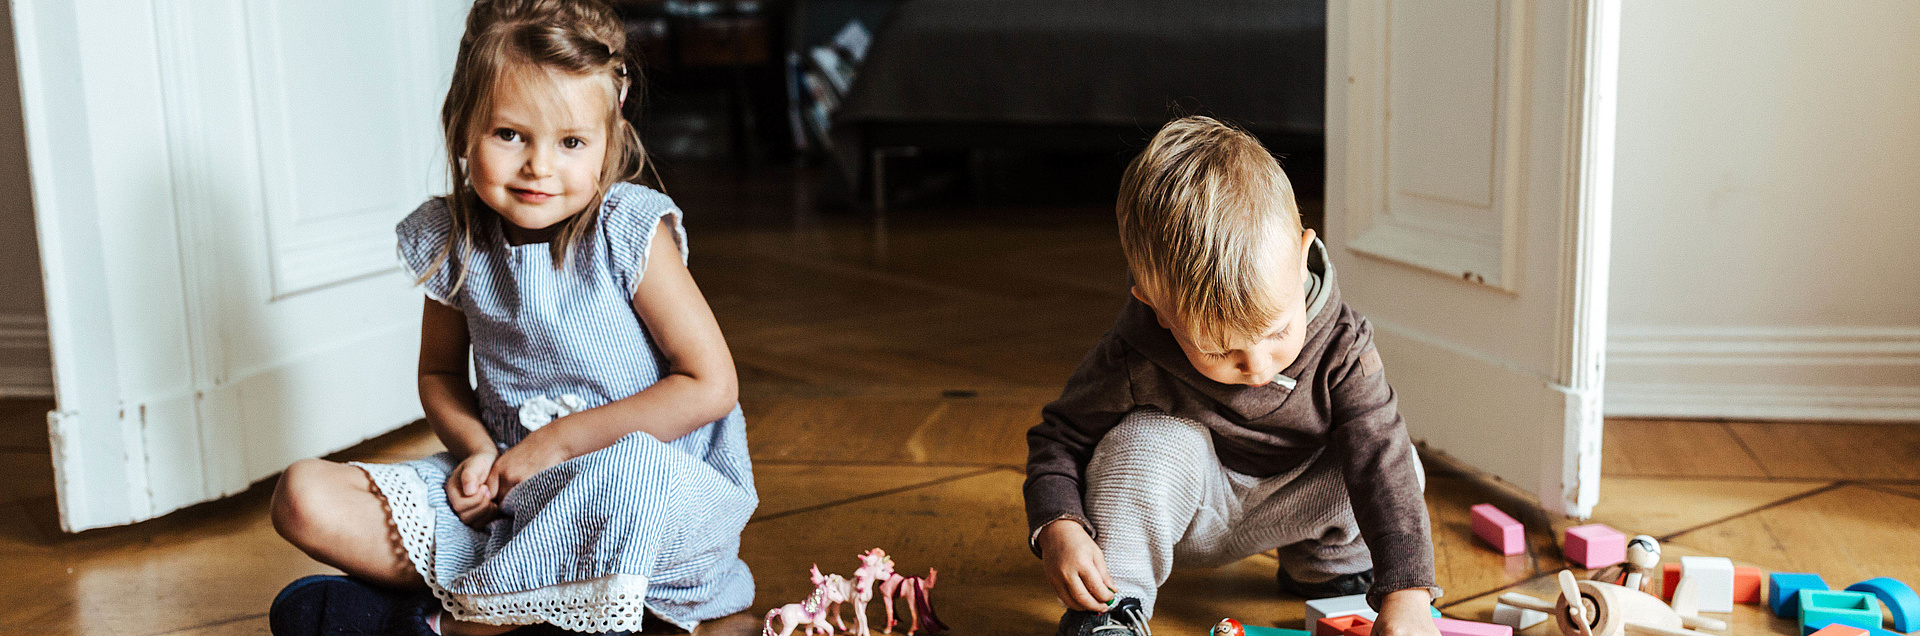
left=455, top=572, right=655, bottom=632
left=351, top=462, right=657, bottom=633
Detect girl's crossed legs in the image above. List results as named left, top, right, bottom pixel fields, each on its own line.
left=271, top=458, right=516, bottom=636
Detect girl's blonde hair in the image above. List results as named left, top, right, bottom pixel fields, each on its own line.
left=1116, top=116, right=1304, bottom=353
left=423, top=0, right=649, bottom=295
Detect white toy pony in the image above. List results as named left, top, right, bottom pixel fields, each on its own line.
left=764, top=565, right=850, bottom=636
left=843, top=548, right=896, bottom=636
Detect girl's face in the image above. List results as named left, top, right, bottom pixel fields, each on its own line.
left=469, top=67, right=611, bottom=237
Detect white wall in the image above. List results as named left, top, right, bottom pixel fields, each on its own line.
left=0, top=0, right=50, bottom=398
left=1605, top=0, right=1920, bottom=421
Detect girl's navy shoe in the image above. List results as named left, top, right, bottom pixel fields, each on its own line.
left=269, top=575, right=435, bottom=636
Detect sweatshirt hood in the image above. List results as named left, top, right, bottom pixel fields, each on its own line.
left=1302, top=235, right=1332, bottom=325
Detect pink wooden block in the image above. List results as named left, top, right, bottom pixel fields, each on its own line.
left=1470, top=504, right=1525, bottom=556
left=1564, top=523, right=1627, bottom=568
left=1435, top=617, right=1514, bottom=636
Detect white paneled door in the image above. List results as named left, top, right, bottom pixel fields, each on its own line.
left=16, top=0, right=470, bottom=531
left=1326, top=0, right=1619, bottom=515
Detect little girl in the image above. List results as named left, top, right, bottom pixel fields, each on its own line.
left=267, top=1, right=756, bottom=634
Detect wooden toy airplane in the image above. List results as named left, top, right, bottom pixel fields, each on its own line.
left=1498, top=570, right=1729, bottom=636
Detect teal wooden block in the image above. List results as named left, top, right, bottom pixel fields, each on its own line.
left=1800, top=590, right=1884, bottom=636
left=1775, top=572, right=1833, bottom=618
left=1246, top=627, right=1313, bottom=636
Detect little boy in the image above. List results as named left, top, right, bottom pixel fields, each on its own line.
left=1026, top=117, right=1440, bottom=636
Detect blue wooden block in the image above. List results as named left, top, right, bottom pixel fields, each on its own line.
left=1800, top=590, right=1883, bottom=636
left=1774, top=573, right=1833, bottom=618
left=1848, top=578, right=1920, bottom=633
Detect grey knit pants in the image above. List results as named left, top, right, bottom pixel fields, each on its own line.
left=1085, top=410, right=1423, bottom=616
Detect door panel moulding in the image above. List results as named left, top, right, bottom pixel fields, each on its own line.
left=1342, top=0, right=1531, bottom=291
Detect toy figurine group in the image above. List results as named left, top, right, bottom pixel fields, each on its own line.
left=764, top=548, right=948, bottom=636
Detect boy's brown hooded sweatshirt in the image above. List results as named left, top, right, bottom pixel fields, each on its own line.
left=1024, top=239, right=1437, bottom=607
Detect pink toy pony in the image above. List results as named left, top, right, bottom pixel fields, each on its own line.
left=881, top=568, right=947, bottom=635
left=763, top=565, right=849, bottom=636
left=843, top=548, right=896, bottom=636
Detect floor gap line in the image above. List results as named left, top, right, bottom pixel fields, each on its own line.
left=748, top=459, right=1016, bottom=469
left=1658, top=481, right=1847, bottom=543
left=1435, top=571, right=1557, bottom=611
left=748, top=466, right=1006, bottom=524
left=1723, top=422, right=1776, bottom=479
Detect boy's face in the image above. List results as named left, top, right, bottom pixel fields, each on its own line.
left=1136, top=229, right=1317, bottom=388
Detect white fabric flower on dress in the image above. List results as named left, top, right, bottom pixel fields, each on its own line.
left=518, top=394, right=588, bottom=431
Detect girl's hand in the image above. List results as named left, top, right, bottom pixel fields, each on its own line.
left=445, top=451, right=499, bottom=528
left=1373, top=589, right=1441, bottom=636
left=485, top=432, right=572, bottom=506
left=1037, top=519, right=1117, bottom=612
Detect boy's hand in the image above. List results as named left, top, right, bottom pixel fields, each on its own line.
left=1037, top=519, right=1118, bottom=612
left=1373, top=589, right=1441, bottom=636
left=446, top=451, right=499, bottom=528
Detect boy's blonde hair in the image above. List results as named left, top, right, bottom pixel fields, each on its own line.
left=423, top=0, right=650, bottom=295
left=1117, top=116, right=1304, bottom=353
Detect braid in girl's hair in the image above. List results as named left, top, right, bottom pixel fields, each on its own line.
left=422, top=0, right=652, bottom=295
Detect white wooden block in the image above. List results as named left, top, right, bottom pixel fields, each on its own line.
left=1494, top=602, right=1549, bottom=630
left=1305, top=594, right=1378, bottom=630
left=1680, top=556, right=1737, bottom=613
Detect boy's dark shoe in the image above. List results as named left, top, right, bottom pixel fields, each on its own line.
left=269, top=575, right=435, bottom=636
left=1277, top=568, right=1374, bottom=599
left=1056, top=597, right=1153, bottom=636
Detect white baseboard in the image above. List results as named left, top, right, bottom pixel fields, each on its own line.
left=1605, top=326, right=1920, bottom=421
left=0, top=312, right=53, bottom=398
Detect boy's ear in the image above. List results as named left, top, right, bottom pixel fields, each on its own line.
left=1131, top=286, right=1174, bottom=330
left=1299, top=228, right=1318, bottom=273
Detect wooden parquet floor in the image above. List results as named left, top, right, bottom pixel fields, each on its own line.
left=2, top=164, right=1915, bottom=635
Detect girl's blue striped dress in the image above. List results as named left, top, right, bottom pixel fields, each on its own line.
left=355, top=182, right=757, bottom=633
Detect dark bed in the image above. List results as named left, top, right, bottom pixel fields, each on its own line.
left=833, top=0, right=1327, bottom=208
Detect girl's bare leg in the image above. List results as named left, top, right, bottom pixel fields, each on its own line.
left=271, top=459, right=518, bottom=636
left=272, top=458, right=424, bottom=589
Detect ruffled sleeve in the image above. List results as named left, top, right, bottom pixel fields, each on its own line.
left=395, top=197, right=462, bottom=307
left=599, top=182, right=688, bottom=297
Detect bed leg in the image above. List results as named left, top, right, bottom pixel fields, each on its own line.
left=871, top=148, right=889, bottom=261
left=869, top=146, right=919, bottom=262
